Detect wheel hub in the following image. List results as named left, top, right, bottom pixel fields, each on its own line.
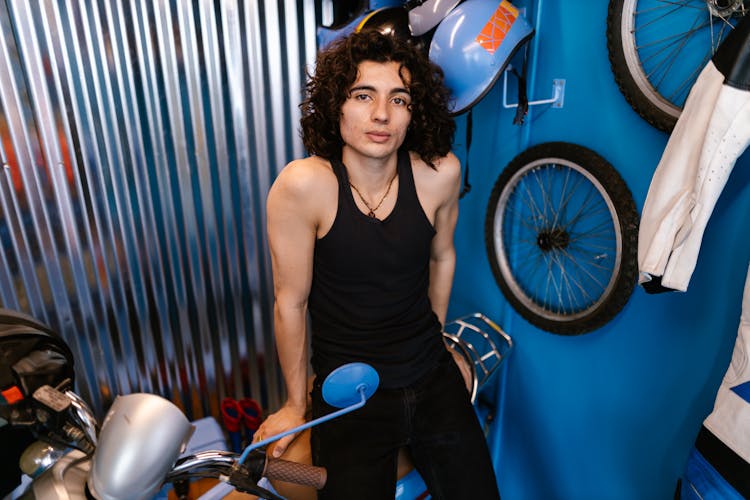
left=537, top=228, right=570, bottom=251
left=707, top=0, right=746, bottom=18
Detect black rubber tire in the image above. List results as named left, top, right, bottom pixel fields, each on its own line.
left=484, top=142, right=639, bottom=335
left=606, top=0, right=746, bottom=133
left=606, top=0, right=681, bottom=132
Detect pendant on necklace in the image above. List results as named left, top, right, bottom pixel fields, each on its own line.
left=367, top=210, right=376, bottom=218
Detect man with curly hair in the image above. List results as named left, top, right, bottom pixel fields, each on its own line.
left=258, top=30, right=500, bottom=499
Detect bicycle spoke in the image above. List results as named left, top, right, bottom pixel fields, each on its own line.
left=509, top=215, right=545, bottom=236
left=552, top=248, right=599, bottom=314
left=557, top=248, right=608, bottom=298
left=504, top=238, right=541, bottom=263
left=565, top=202, right=608, bottom=232
left=633, top=1, right=695, bottom=32
left=642, top=0, right=706, bottom=11
left=640, top=15, right=706, bottom=91
left=568, top=218, right=617, bottom=243
left=541, top=166, right=556, bottom=224
left=635, top=19, right=709, bottom=54
left=668, top=53, right=711, bottom=102
left=516, top=175, right=548, bottom=232
left=516, top=255, right=549, bottom=296
left=550, top=166, right=586, bottom=231
left=634, top=0, right=702, bottom=15
left=542, top=253, right=566, bottom=314
left=559, top=184, right=599, bottom=229
left=513, top=250, right=546, bottom=295
left=568, top=237, right=617, bottom=256
left=549, top=253, right=587, bottom=313
left=561, top=245, right=610, bottom=287
left=571, top=207, right=614, bottom=232
left=564, top=245, right=615, bottom=275
left=530, top=168, right=556, bottom=227
left=502, top=201, right=541, bottom=233
left=504, top=191, right=547, bottom=234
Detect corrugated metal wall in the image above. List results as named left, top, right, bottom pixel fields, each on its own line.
left=0, top=0, right=317, bottom=420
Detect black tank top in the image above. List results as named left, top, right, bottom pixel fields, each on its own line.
left=308, top=149, right=445, bottom=388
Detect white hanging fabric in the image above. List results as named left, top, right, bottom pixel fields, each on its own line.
left=704, top=262, right=750, bottom=464
left=638, top=16, right=750, bottom=293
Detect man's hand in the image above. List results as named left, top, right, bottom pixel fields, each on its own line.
left=254, top=402, right=307, bottom=458
left=448, top=347, right=473, bottom=395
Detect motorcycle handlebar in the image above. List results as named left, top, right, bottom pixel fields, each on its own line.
left=264, top=456, right=327, bottom=490
left=167, top=449, right=327, bottom=491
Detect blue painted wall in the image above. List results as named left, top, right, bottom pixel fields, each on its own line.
left=446, top=1, right=750, bottom=498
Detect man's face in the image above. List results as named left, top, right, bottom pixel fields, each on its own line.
left=339, top=60, right=412, bottom=163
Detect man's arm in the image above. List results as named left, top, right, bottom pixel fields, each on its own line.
left=258, top=160, right=318, bottom=457
left=427, top=154, right=473, bottom=389
left=428, top=153, right=461, bottom=326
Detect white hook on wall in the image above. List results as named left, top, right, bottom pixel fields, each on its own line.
left=502, top=65, right=565, bottom=109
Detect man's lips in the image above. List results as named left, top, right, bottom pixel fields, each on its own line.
left=366, top=131, right=391, bottom=143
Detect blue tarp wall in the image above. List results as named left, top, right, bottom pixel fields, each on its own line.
left=447, top=1, right=750, bottom=498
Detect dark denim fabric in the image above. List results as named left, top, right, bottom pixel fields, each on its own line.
left=311, top=351, right=501, bottom=499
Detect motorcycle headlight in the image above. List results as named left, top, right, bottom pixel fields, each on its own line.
left=88, top=393, right=194, bottom=500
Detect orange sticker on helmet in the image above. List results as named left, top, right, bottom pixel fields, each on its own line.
left=1, top=385, right=24, bottom=404
left=476, top=1, right=519, bottom=54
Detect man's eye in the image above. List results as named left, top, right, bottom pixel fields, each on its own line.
left=353, top=93, right=370, bottom=101
left=392, top=97, right=409, bottom=106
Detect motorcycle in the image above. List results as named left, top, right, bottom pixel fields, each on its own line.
left=0, top=309, right=378, bottom=500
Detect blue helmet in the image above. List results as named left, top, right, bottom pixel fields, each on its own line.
left=429, top=0, right=534, bottom=115
left=406, top=0, right=461, bottom=37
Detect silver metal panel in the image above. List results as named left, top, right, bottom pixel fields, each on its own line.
left=0, top=0, right=318, bottom=421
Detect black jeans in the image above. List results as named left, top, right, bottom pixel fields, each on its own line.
left=311, top=351, right=501, bottom=499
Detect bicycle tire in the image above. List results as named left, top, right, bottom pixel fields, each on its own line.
left=606, top=0, right=746, bottom=133
left=484, top=142, right=639, bottom=335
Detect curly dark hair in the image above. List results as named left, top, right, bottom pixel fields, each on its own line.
left=300, top=30, right=455, bottom=168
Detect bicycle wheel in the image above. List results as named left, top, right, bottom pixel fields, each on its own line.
left=484, top=142, right=639, bottom=335
left=607, top=0, right=747, bottom=133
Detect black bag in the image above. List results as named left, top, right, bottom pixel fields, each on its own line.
left=0, top=308, right=75, bottom=422
left=0, top=309, right=75, bottom=495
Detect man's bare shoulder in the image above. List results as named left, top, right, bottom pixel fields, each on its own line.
left=273, top=156, right=336, bottom=195
left=268, top=157, right=338, bottom=236
left=410, top=151, right=461, bottom=195
left=269, top=157, right=337, bottom=213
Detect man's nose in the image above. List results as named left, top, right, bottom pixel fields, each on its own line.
left=372, top=98, right=389, bottom=122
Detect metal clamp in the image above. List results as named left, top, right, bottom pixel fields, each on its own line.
left=502, top=66, right=565, bottom=109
